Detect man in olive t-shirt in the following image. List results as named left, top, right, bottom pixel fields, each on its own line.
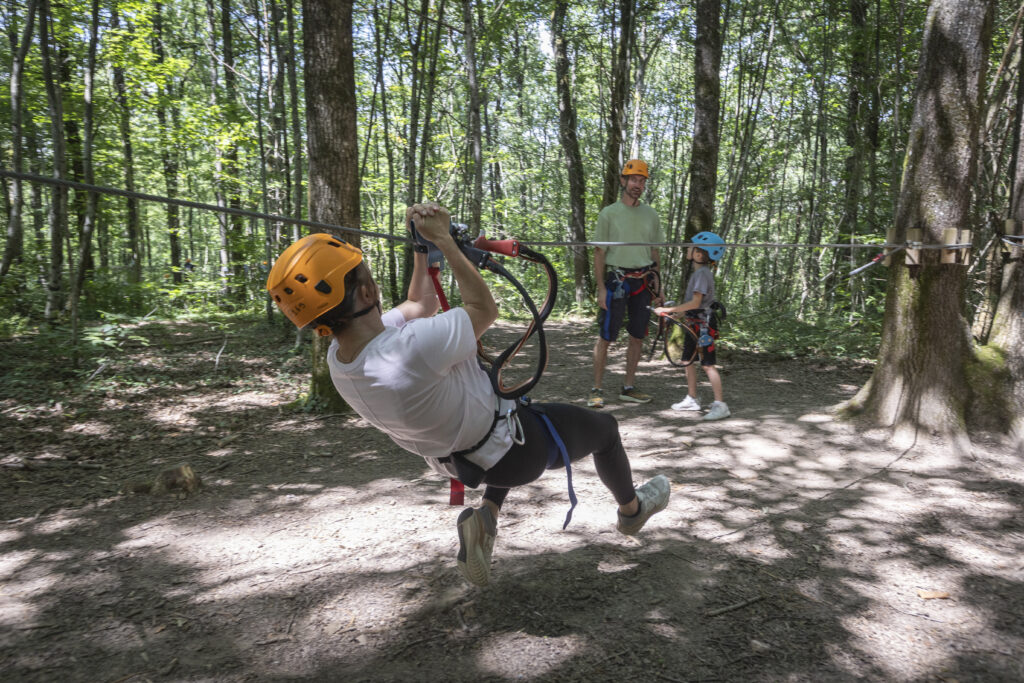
left=589, top=159, right=663, bottom=408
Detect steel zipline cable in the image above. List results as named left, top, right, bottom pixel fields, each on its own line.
left=0, top=168, right=975, bottom=252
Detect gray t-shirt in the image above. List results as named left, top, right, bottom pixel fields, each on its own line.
left=684, top=267, right=716, bottom=315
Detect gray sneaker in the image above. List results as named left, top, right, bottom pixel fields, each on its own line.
left=703, top=401, right=731, bottom=421
left=617, top=475, right=671, bottom=536
left=457, top=506, right=497, bottom=586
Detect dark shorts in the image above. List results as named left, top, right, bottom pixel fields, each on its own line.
left=682, top=311, right=719, bottom=367
left=598, top=270, right=653, bottom=342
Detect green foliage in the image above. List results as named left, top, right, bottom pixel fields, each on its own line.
left=0, top=264, right=45, bottom=334
left=725, top=305, right=883, bottom=361
left=82, top=311, right=152, bottom=350
left=2, top=0, right=1014, bottom=374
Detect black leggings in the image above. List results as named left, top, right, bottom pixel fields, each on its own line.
left=479, top=403, right=636, bottom=510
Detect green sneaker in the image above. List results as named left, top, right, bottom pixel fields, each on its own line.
left=587, top=388, right=604, bottom=408
left=619, top=386, right=652, bottom=403
left=617, top=475, right=671, bottom=536
left=456, top=506, right=497, bottom=587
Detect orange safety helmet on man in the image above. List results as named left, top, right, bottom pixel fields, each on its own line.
left=621, top=159, right=649, bottom=178
left=266, top=233, right=363, bottom=336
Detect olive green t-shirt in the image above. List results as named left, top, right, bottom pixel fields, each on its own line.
left=594, top=200, right=663, bottom=269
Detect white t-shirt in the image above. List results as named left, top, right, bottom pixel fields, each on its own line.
left=327, top=307, right=515, bottom=479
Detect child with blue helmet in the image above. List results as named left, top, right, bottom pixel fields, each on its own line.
left=653, top=232, right=730, bottom=421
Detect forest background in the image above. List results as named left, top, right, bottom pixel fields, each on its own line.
left=1, top=0, right=1023, bottom=443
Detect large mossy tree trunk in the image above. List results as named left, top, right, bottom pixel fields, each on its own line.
left=303, top=0, right=359, bottom=413
left=845, top=0, right=995, bottom=443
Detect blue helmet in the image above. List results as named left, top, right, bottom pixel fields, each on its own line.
left=691, top=231, right=725, bottom=261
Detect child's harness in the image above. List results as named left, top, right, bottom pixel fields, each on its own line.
left=685, top=301, right=727, bottom=354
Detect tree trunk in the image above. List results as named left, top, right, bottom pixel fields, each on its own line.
left=462, top=0, right=483, bottom=233
left=1, top=0, right=38, bottom=279
left=220, top=0, right=246, bottom=297
left=111, top=8, right=141, bottom=287
left=679, top=0, right=721, bottom=295
left=552, top=0, right=589, bottom=306
left=154, top=2, right=182, bottom=285
left=987, top=17, right=1024, bottom=447
left=836, top=0, right=870, bottom=309
left=70, top=0, right=100, bottom=364
left=601, top=0, right=634, bottom=209
left=372, top=0, right=399, bottom=304
left=39, top=0, right=67, bottom=321
left=404, top=0, right=444, bottom=294
left=285, top=0, right=304, bottom=241
left=302, top=0, right=359, bottom=413
left=845, top=0, right=996, bottom=443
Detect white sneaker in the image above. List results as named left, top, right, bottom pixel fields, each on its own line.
left=617, top=475, right=671, bottom=536
left=703, top=401, right=730, bottom=421
left=671, top=395, right=701, bottom=411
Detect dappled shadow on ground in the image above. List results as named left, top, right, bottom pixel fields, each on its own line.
left=0, top=320, right=1021, bottom=681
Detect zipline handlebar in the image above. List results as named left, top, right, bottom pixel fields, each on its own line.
left=473, top=235, right=520, bottom=257
left=409, top=217, right=557, bottom=400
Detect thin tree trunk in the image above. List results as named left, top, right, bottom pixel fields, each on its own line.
left=111, top=8, right=141, bottom=287
left=285, top=0, right=304, bottom=241
left=988, top=15, right=1024, bottom=447
left=1, top=0, right=38, bottom=279
left=462, top=0, right=483, bottom=232
left=552, top=0, right=588, bottom=306
left=836, top=0, right=870, bottom=311
left=373, top=0, right=399, bottom=304
left=221, top=0, right=245, bottom=297
left=70, top=0, right=99, bottom=366
left=39, top=0, right=67, bottom=321
left=154, top=2, right=182, bottom=286
left=601, top=0, right=634, bottom=209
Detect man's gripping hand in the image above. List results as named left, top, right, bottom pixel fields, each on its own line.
left=406, top=202, right=452, bottom=246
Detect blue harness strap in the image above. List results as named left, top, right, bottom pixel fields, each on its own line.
left=520, top=398, right=578, bottom=529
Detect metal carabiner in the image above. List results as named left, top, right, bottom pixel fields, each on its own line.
left=507, top=407, right=525, bottom=446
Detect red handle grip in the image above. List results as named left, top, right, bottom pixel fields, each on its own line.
left=474, top=235, right=519, bottom=257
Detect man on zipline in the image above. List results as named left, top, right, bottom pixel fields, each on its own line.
left=590, top=159, right=663, bottom=408
left=267, top=202, right=670, bottom=587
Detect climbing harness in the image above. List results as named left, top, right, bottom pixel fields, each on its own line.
left=410, top=218, right=559, bottom=506
left=607, top=264, right=660, bottom=303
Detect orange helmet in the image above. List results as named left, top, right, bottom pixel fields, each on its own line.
left=266, top=233, right=363, bottom=336
left=621, top=159, right=649, bottom=178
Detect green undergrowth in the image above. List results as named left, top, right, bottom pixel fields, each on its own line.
left=1, top=303, right=883, bottom=411
left=705, top=307, right=882, bottom=361
left=0, top=311, right=306, bottom=407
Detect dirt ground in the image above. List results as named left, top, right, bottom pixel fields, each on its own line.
left=1, top=318, right=1022, bottom=682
